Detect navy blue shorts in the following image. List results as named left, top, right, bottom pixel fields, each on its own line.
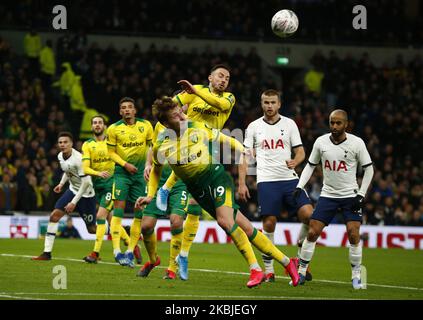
left=55, top=189, right=97, bottom=226
left=312, top=196, right=362, bottom=226
left=257, top=179, right=311, bottom=217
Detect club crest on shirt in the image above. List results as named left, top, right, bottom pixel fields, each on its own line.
left=190, top=134, right=199, bottom=144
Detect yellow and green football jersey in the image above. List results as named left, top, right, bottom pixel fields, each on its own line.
left=152, top=121, right=224, bottom=186
left=173, top=85, right=235, bottom=129
left=81, top=138, right=115, bottom=176
left=106, top=118, right=153, bottom=171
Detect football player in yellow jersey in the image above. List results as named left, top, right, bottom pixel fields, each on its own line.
left=81, top=115, right=142, bottom=264
left=136, top=97, right=300, bottom=288
left=135, top=121, right=189, bottom=279
left=153, top=65, right=235, bottom=280
left=106, top=97, right=154, bottom=267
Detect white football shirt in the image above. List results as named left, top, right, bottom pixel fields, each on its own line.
left=308, top=133, right=372, bottom=198
left=244, top=115, right=303, bottom=183
left=58, top=148, right=95, bottom=198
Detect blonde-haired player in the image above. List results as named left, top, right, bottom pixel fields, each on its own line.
left=152, top=64, right=236, bottom=280
left=136, top=97, right=300, bottom=288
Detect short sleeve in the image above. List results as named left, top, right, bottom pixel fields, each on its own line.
left=290, top=120, right=303, bottom=148
left=357, top=139, right=372, bottom=168
left=76, top=154, right=86, bottom=177
left=243, top=122, right=256, bottom=149
left=308, top=139, right=321, bottom=165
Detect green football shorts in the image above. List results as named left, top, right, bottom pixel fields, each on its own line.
left=187, top=170, right=239, bottom=219
left=143, top=181, right=188, bottom=218
left=112, top=170, right=147, bottom=203
left=93, top=177, right=114, bottom=211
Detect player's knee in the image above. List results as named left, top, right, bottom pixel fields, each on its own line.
left=307, top=228, right=320, bottom=242
left=262, top=217, right=276, bottom=233
left=141, top=225, right=154, bottom=235
left=170, top=216, right=183, bottom=230
left=347, top=229, right=360, bottom=244
left=50, top=210, right=62, bottom=222
left=216, top=215, right=232, bottom=232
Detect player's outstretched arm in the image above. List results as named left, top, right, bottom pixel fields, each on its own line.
left=177, top=80, right=234, bottom=112
left=218, top=132, right=244, bottom=154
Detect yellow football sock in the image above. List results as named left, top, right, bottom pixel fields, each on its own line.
left=120, top=225, right=130, bottom=246
left=249, top=228, right=289, bottom=266
left=128, top=218, right=141, bottom=252
left=168, top=228, right=183, bottom=273
left=93, top=220, right=106, bottom=253
left=180, top=214, right=200, bottom=255
left=229, top=224, right=258, bottom=266
left=143, top=229, right=158, bottom=263
left=110, top=215, right=122, bottom=252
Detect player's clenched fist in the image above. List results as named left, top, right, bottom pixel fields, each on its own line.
left=135, top=196, right=153, bottom=209
left=53, top=184, right=63, bottom=193
left=124, top=162, right=138, bottom=175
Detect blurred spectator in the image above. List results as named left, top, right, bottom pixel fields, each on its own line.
left=0, top=173, right=17, bottom=213
left=39, top=39, right=56, bottom=89
left=23, top=29, right=41, bottom=77
left=59, top=217, right=81, bottom=239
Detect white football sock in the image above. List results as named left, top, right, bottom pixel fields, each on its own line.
left=249, top=262, right=261, bottom=271
left=44, top=222, right=59, bottom=253
left=179, top=250, right=189, bottom=258
left=299, top=238, right=316, bottom=275
left=297, top=223, right=309, bottom=257
left=261, top=231, right=274, bottom=274
left=349, top=243, right=362, bottom=279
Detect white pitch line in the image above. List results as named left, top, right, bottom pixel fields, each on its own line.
left=0, top=291, right=366, bottom=300
left=0, top=293, right=46, bottom=300
left=1, top=253, right=423, bottom=292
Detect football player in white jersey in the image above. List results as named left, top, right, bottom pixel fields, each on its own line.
left=239, top=89, right=313, bottom=282
left=32, top=132, right=97, bottom=260
left=293, top=110, right=374, bottom=288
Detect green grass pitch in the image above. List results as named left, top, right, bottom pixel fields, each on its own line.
left=0, top=238, right=422, bottom=300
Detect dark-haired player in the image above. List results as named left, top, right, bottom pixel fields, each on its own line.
left=154, top=65, right=236, bottom=280
left=32, top=132, right=97, bottom=260
left=106, top=97, right=153, bottom=267
left=294, top=110, right=374, bottom=289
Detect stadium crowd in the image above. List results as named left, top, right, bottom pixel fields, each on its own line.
left=0, top=31, right=422, bottom=226
left=0, top=0, right=422, bottom=46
